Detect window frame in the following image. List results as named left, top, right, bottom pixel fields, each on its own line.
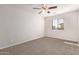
left=52, top=18, right=64, bottom=30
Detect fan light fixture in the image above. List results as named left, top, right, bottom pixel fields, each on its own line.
left=33, top=4, right=57, bottom=14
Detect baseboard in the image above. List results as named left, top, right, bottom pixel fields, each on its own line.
left=44, top=36, right=78, bottom=43
left=0, top=36, right=44, bottom=49
left=64, top=42, right=79, bottom=46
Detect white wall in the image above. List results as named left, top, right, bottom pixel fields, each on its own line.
left=78, top=11, right=79, bottom=41
left=45, top=11, right=78, bottom=42
left=0, top=5, right=44, bottom=49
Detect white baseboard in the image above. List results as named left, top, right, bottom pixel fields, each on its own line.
left=45, top=36, right=78, bottom=43
left=0, top=36, right=44, bottom=49
left=64, top=42, right=79, bottom=46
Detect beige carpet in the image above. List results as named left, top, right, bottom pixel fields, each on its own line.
left=0, top=37, right=79, bottom=55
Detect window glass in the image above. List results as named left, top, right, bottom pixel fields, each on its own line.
left=52, top=18, right=64, bottom=30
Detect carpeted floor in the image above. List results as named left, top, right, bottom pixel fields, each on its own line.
left=0, top=37, right=79, bottom=55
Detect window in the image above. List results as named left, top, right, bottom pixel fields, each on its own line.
left=52, top=18, right=64, bottom=30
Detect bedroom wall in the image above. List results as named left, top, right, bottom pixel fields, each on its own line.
left=78, top=10, right=79, bottom=42
left=45, top=11, right=78, bottom=42
left=0, top=5, right=44, bottom=49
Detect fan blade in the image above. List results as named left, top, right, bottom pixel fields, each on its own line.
left=48, top=6, right=57, bottom=9
left=33, top=8, right=41, bottom=9
left=38, top=11, right=42, bottom=14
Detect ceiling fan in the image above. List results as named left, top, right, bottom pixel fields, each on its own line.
left=33, top=4, right=57, bottom=14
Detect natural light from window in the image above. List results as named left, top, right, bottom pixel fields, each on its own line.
left=52, top=18, right=64, bottom=30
